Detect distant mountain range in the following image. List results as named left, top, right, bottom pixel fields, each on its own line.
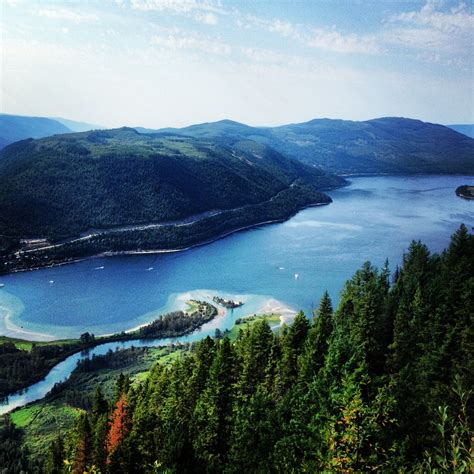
left=447, top=124, right=474, bottom=139
left=0, top=114, right=101, bottom=150
left=140, top=117, right=474, bottom=175
left=0, top=128, right=342, bottom=267
left=2, top=113, right=472, bottom=175
left=1, top=114, right=472, bottom=271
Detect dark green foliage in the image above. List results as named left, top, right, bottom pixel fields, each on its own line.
left=0, top=128, right=341, bottom=258
left=137, top=303, right=217, bottom=338
left=26, top=226, right=474, bottom=471
left=0, top=417, right=31, bottom=473
left=0, top=340, right=90, bottom=398
left=1, top=180, right=332, bottom=273
left=45, top=436, right=65, bottom=474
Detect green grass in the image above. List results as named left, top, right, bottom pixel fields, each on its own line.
left=11, top=402, right=82, bottom=462
left=185, top=300, right=200, bottom=314
left=10, top=405, right=42, bottom=428
left=226, top=313, right=282, bottom=340
left=0, top=335, right=79, bottom=351
left=132, top=346, right=185, bottom=384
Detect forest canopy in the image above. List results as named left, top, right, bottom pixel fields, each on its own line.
left=14, top=224, right=470, bottom=473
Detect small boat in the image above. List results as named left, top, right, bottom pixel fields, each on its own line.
left=294, top=273, right=299, bottom=280
left=279, top=267, right=285, bottom=270
left=145, top=267, right=154, bottom=271
left=0, top=283, right=4, bottom=288
left=95, top=266, right=105, bottom=270
left=49, top=280, right=54, bottom=284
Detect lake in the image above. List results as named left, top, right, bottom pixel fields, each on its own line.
left=0, top=175, right=473, bottom=341
left=0, top=174, right=473, bottom=414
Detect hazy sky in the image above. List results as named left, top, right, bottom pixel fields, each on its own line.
left=1, top=0, right=473, bottom=128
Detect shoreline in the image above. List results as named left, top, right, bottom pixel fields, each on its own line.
left=1, top=292, right=293, bottom=344
left=3, top=201, right=330, bottom=276
left=1, top=305, right=56, bottom=342
left=0, top=295, right=296, bottom=413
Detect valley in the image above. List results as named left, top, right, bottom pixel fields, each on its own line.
left=2, top=0, right=473, bottom=471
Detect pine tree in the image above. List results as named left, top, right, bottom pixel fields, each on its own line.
left=46, top=436, right=65, bottom=474
left=72, top=413, right=92, bottom=474
left=193, top=337, right=235, bottom=471
left=300, top=291, right=334, bottom=380
left=106, top=393, right=130, bottom=463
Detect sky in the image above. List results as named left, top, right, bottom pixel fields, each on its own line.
left=1, top=0, right=473, bottom=128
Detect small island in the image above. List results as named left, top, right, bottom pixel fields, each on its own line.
left=212, top=296, right=244, bottom=309
left=455, top=185, right=474, bottom=200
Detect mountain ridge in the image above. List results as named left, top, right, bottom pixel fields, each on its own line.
left=137, top=116, right=474, bottom=175
left=0, top=128, right=344, bottom=271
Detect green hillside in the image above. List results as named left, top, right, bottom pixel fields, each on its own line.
left=147, top=117, right=474, bottom=175
left=0, top=128, right=343, bottom=266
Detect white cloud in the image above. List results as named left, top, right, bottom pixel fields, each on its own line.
left=306, top=28, right=381, bottom=54
left=392, top=0, right=473, bottom=35
left=37, top=8, right=98, bottom=22
left=267, top=19, right=297, bottom=37
left=384, top=26, right=453, bottom=51
left=131, top=0, right=219, bottom=13
left=239, top=15, right=379, bottom=55
left=386, top=1, right=473, bottom=54
left=130, top=0, right=221, bottom=24
left=240, top=15, right=299, bottom=39
left=194, top=11, right=218, bottom=25
left=151, top=32, right=231, bottom=55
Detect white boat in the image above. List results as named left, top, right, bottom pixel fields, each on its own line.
left=0, top=283, right=4, bottom=288
left=49, top=280, right=54, bottom=284
left=294, top=273, right=299, bottom=279
left=145, top=267, right=154, bottom=271
left=95, top=266, right=105, bottom=270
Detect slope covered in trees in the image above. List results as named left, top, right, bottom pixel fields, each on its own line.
left=34, top=225, right=473, bottom=473
left=0, top=128, right=342, bottom=263
left=148, top=117, right=474, bottom=175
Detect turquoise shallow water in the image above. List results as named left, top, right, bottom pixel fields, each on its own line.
left=0, top=175, right=473, bottom=414
left=0, top=175, right=473, bottom=340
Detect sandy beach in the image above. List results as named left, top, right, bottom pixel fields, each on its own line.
left=1, top=305, right=56, bottom=342
left=257, top=298, right=297, bottom=324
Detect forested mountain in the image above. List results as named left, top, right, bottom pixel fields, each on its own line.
left=143, top=117, right=474, bottom=175
left=0, top=128, right=343, bottom=263
left=18, top=225, right=471, bottom=473
left=447, top=124, right=474, bottom=139
left=0, top=114, right=72, bottom=150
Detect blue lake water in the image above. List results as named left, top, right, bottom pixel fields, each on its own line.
left=0, top=175, right=473, bottom=341
left=0, top=174, right=473, bottom=414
